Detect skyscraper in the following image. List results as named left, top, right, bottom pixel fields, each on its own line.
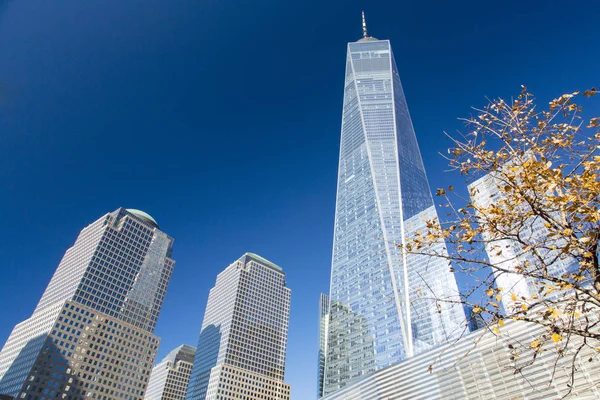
left=185, top=253, right=291, bottom=400
left=469, top=171, right=576, bottom=312
left=146, top=345, right=196, bottom=400
left=322, top=14, right=465, bottom=395
left=0, top=208, right=175, bottom=400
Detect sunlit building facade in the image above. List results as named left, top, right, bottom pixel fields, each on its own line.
left=186, top=254, right=291, bottom=400
left=469, top=172, right=577, bottom=312
left=146, top=345, right=196, bottom=400
left=322, top=16, right=465, bottom=395
left=316, top=294, right=329, bottom=398
left=320, top=312, right=600, bottom=400
left=0, top=208, right=175, bottom=400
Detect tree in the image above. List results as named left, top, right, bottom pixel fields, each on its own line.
left=403, top=86, right=600, bottom=394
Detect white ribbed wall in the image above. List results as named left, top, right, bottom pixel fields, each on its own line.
left=322, top=315, right=600, bottom=400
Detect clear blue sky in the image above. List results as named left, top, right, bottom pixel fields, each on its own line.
left=1, top=1, right=598, bottom=399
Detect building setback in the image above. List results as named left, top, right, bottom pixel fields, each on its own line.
left=0, top=208, right=175, bottom=400
left=321, top=14, right=465, bottom=395
left=145, top=345, right=195, bottom=400
left=185, top=253, right=291, bottom=400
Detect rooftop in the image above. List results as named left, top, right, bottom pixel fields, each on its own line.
left=126, top=209, right=159, bottom=229
left=243, top=252, right=282, bottom=272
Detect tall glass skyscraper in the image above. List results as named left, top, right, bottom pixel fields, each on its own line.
left=321, top=15, right=465, bottom=395
left=0, top=208, right=175, bottom=400
left=186, top=253, right=291, bottom=400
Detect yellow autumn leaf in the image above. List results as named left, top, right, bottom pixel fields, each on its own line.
left=493, top=327, right=500, bottom=334
left=511, top=293, right=517, bottom=301
left=498, top=319, right=505, bottom=327
left=552, top=333, right=563, bottom=343
left=521, top=304, right=528, bottom=311
left=486, top=289, right=494, bottom=297
left=496, top=294, right=502, bottom=302
left=530, top=339, right=541, bottom=348
left=473, top=307, right=483, bottom=313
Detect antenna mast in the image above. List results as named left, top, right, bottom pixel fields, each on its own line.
left=362, top=11, right=368, bottom=38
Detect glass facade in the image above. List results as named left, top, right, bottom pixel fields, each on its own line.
left=186, top=254, right=291, bottom=400
left=316, top=294, right=329, bottom=398
left=469, top=173, right=577, bottom=312
left=323, top=36, right=465, bottom=394
left=0, top=208, right=174, bottom=399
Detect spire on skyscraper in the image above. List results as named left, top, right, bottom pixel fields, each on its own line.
left=358, top=11, right=377, bottom=41
left=362, top=11, right=368, bottom=38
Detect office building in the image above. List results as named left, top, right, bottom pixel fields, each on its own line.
left=469, top=171, right=576, bottom=312
left=0, top=208, right=175, bottom=400
left=146, top=345, right=195, bottom=400
left=186, top=254, right=291, bottom=400
left=322, top=14, right=465, bottom=394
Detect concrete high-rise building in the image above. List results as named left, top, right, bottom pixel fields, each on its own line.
left=469, top=170, right=577, bottom=312
left=185, top=253, right=291, bottom=400
left=0, top=208, right=175, bottom=400
left=316, top=294, right=329, bottom=398
left=322, top=14, right=465, bottom=395
left=145, top=345, right=196, bottom=400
